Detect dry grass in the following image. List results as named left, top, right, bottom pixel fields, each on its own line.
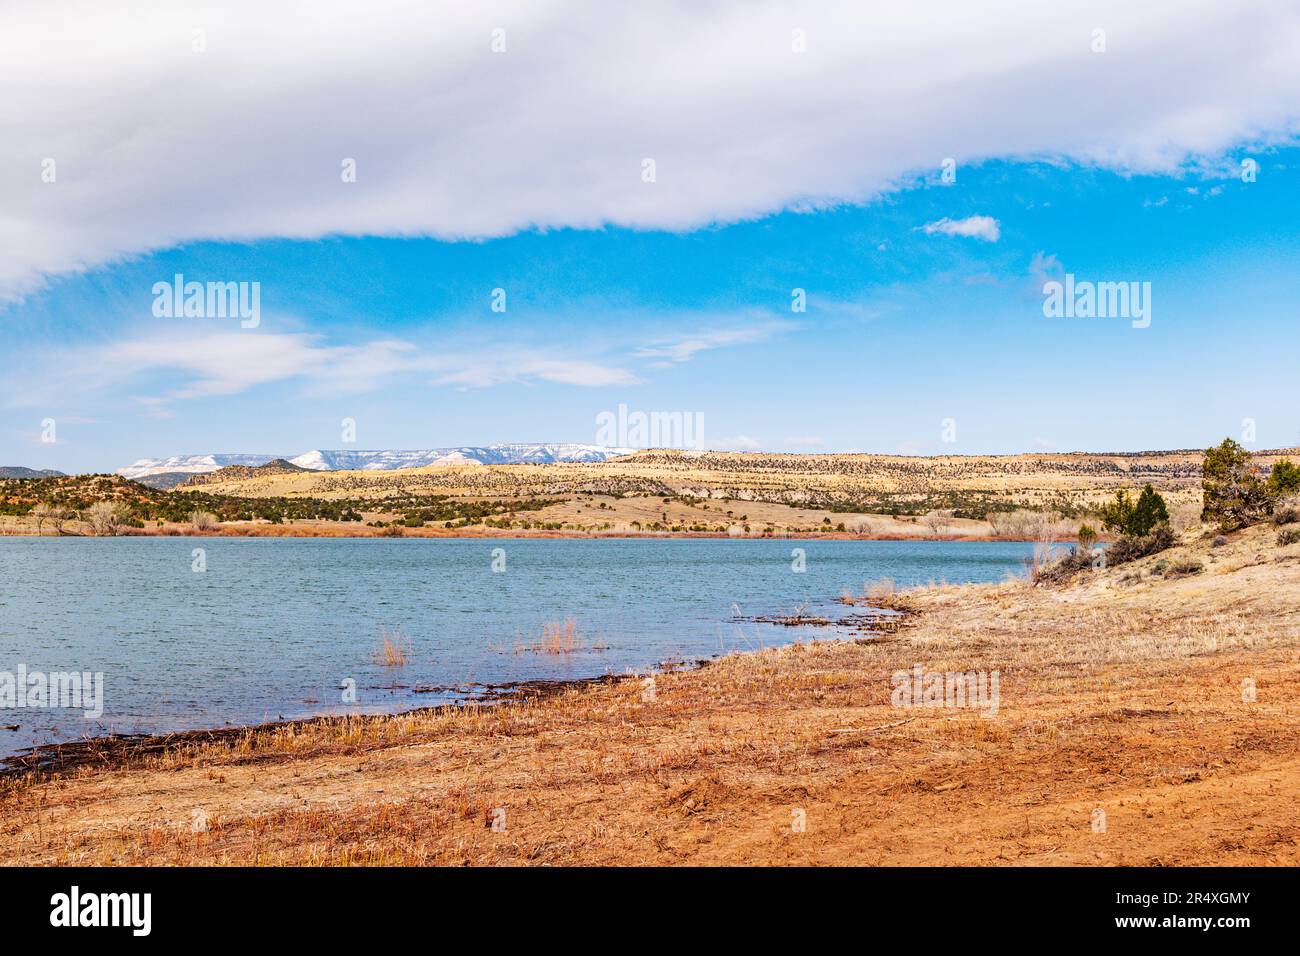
left=865, top=577, right=896, bottom=604
left=516, top=619, right=581, bottom=655
left=373, top=629, right=412, bottom=667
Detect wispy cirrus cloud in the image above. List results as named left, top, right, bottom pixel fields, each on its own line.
left=6, top=330, right=639, bottom=410
left=431, top=355, right=641, bottom=389
left=103, top=332, right=350, bottom=399
left=635, top=320, right=796, bottom=367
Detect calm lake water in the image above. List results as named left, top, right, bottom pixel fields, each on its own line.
left=0, top=537, right=1035, bottom=758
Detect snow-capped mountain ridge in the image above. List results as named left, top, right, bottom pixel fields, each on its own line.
left=117, top=454, right=288, bottom=479
left=118, top=444, right=635, bottom=479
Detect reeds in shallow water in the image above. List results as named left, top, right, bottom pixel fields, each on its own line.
left=373, top=629, right=412, bottom=667
left=516, top=619, right=581, bottom=655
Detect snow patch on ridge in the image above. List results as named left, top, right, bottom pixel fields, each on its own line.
left=117, top=454, right=287, bottom=479
left=119, top=444, right=635, bottom=478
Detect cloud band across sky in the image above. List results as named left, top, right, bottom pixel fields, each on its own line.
left=3, top=0, right=1300, bottom=297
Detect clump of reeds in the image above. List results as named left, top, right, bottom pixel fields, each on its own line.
left=866, top=577, right=896, bottom=603
left=516, top=619, right=581, bottom=655
left=373, top=629, right=412, bottom=666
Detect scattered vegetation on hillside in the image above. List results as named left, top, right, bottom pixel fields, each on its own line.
left=1034, top=439, right=1300, bottom=586
left=0, top=474, right=557, bottom=534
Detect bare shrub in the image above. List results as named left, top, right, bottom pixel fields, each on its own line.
left=189, top=510, right=218, bottom=532
left=989, top=509, right=1048, bottom=539
left=1029, top=540, right=1067, bottom=581
left=1032, top=545, right=1095, bottom=586
left=1105, top=525, right=1176, bottom=566
left=1026, top=511, right=1078, bottom=582
left=1028, top=510, right=1068, bottom=542
left=49, top=506, right=71, bottom=534
left=1170, top=502, right=1203, bottom=535
left=922, top=509, right=955, bottom=536
left=1165, top=560, right=1204, bottom=578
left=85, top=501, right=130, bottom=536
left=1272, top=496, right=1299, bottom=526
left=31, top=502, right=57, bottom=535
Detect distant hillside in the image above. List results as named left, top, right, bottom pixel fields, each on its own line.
left=180, top=458, right=309, bottom=487
left=289, top=444, right=633, bottom=471
left=7, top=445, right=1299, bottom=537
left=134, top=472, right=201, bottom=490
left=181, top=445, right=1300, bottom=516
left=118, top=444, right=635, bottom=478
left=0, top=466, right=65, bottom=479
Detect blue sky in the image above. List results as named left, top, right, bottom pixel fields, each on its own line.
left=5, top=151, right=1299, bottom=472
left=3, top=2, right=1299, bottom=473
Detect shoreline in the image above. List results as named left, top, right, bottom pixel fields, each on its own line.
left=0, top=526, right=1072, bottom=543
left=4, top=522, right=1294, bottom=865
left=2, top=609, right=915, bottom=774
left=0, top=671, right=642, bottom=779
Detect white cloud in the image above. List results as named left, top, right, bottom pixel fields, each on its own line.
left=921, top=216, right=1002, bottom=242
left=3, top=1, right=1300, bottom=296
left=8, top=330, right=637, bottom=408
left=432, top=355, right=640, bottom=388
left=103, top=333, right=338, bottom=399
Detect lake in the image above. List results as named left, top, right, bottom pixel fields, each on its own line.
left=0, top=537, right=1036, bottom=758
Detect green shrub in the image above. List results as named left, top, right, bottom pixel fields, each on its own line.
left=1267, top=458, right=1300, bottom=496
left=1202, top=438, right=1270, bottom=531
left=1132, top=485, right=1169, bottom=535
left=1099, top=490, right=1135, bottom=534
left=1099, top=484, right=1168, bottom=537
